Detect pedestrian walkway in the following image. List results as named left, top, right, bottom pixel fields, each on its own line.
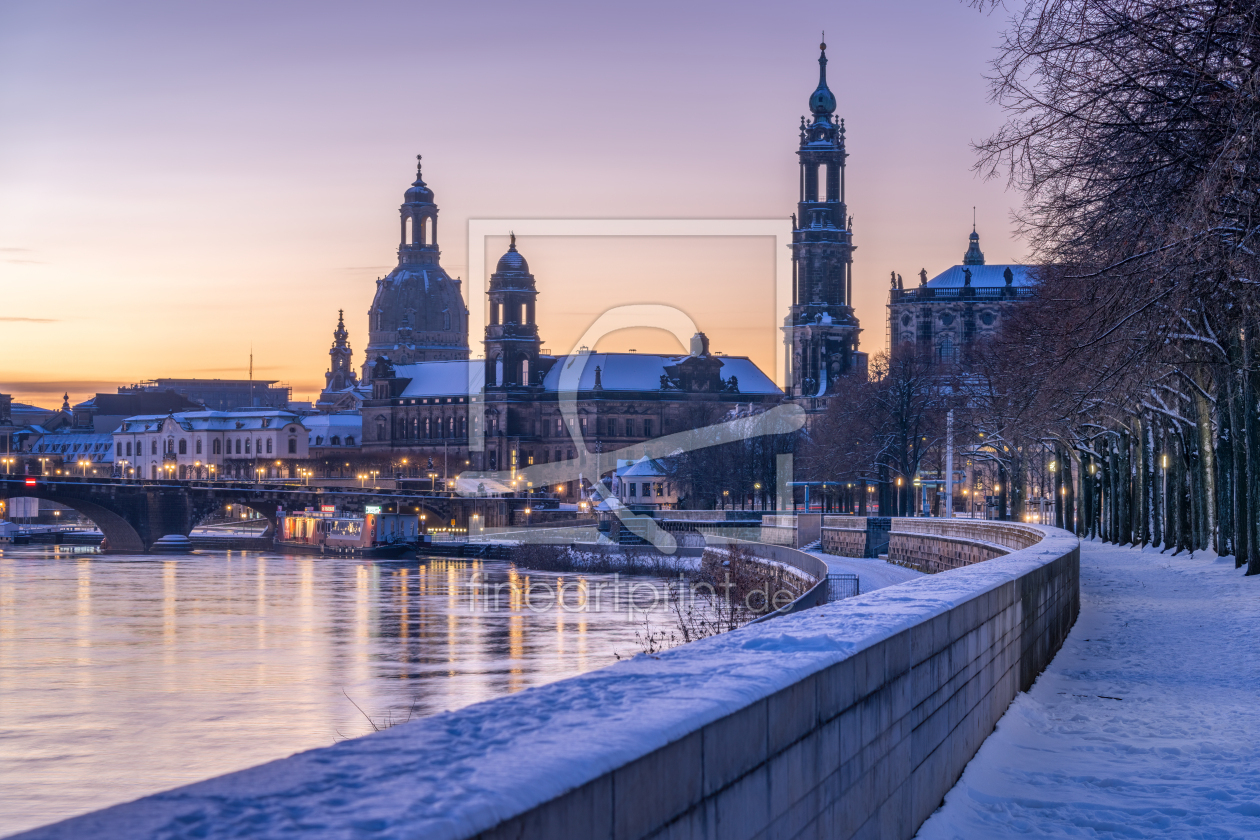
left=806, top=549, right=924, bottom=592
left=917, top=540, right=1260, bottom=839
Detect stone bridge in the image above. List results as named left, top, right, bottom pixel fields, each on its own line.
left=0, top=476, right=516, bottom=552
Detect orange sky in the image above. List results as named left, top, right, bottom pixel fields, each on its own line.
left=0, top=1, right=1023, bottom=408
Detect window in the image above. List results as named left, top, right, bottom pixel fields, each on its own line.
left=330, top=435, right=340, bottom=445
left=235, top=439, right=242, bottom=454
left=125, top=442, right=132, bottom=456
left=346, top=436, right=354, bottom=445
left=245, top=438, right=251, bottom=454
left=980, top=312, right=996, bottom=326
left=642, top=483, right=650, bottom=497
left=178, top=439, right=187, bottom=455
left=288, top=438, right=297, bottom=454
left=644, top=420, right=653, bottom=438
left=656, top=483, right=664, bottom=497
left=443, top=309, right=451, bottom=331
left=628, top=483, right=636, bottom=497
left=266, top=438, right=273, bottom=454
left=195, top=439, right=202, bottom=455
left=625, top=420, right=635, bottom=437
left=555, top=449, right=562, bottom=462
left=213, top=439, right=221, bottom=455
left=152, top=440, right=158, bottom=455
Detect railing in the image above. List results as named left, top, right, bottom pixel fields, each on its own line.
left=890, top=286, right=1035, bottom=303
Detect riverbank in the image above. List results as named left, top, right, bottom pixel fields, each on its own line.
left=918, top=540, right=1260, bottom=839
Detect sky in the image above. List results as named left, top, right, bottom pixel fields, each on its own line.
left=0, top=0, right=1024, bottom=408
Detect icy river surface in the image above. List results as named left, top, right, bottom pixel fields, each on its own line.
left=0, top=547, right=672, bottom=836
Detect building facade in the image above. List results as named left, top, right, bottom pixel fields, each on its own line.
left=120, top=379, right=292, bottom=411
left=112, top=410, right=310, bottom=480
left=888, top=228, right=1034, bottom=363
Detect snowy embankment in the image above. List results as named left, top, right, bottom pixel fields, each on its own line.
left=918, top=541, right=1260, bottom=839
left=12, top=526, right=1077, bottom=840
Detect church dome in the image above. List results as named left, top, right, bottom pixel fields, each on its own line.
left=405, top=179, right=434, bottom=205
left=495, top=237, right=529, bottom=274
left=809, top=43, right=836, bottom=115
left=404, top=154, right=435, bottom=205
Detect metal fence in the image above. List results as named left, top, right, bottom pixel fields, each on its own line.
left=827, top=572, right=860, bottom=602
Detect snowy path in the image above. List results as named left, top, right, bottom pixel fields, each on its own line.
left=917, top=540, right=1260, bottom=839
left=807, top=550, right=924, bottom=592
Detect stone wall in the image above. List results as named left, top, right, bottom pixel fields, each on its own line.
left=822, top=526, right=866, bottom=557
left=21, top=524, right=1079, bottom=840
left=888, top=519, right=1043, bottom=573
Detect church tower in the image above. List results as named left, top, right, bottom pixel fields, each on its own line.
left=363, top=156, right=470, bottom=379
left=784, top=41, right=863, bottom=398
left=316, top=310, right=359, bottom=410
left=484, top=235, right=542, bottom=390
left=326, top=310, right=358, bottom=391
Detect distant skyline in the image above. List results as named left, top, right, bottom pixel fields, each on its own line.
left=0, top=1, right=1021, bottom=407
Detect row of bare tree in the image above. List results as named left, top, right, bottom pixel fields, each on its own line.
left=803, top=2, right=1260, bottom=577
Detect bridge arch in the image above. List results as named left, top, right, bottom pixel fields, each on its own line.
left=0, top=488, right=145, bottom=553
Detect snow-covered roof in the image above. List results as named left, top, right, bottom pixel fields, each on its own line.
left=394, top=361, right=484, bottom=398
left=616, top=456, right=669, bottom=478
left=305, top=414, right=362, bottom=447
left=27, top=431, right=116, bottom=462
left=114, top=410, right=304, bottom=434
left=542, top=353, right=781, bottom=395
left=924, top=265, right=1034, bottom=289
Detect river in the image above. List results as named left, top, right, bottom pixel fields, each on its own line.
left=0, top=546, right=675, bottom=836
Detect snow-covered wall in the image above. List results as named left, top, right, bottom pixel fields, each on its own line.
left=15, top=525, right=1079, bottom=840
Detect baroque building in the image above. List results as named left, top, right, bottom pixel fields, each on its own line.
left=362, top=156, right=470, bottom=377
left=887, top=227, right=1033, bottom=364
left=360, top=234, right=783, bottom=499
left=784, top=41, right=866, bottom=400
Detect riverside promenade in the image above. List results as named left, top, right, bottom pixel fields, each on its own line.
left=918, top=541, right=1260, bottom=838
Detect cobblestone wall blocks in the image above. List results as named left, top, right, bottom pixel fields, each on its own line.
left=702, top=699, right=768, bottom=797
left=768, top=678, right=818, bottom=756
left=614, top=731, right=704, bottom=840
left=712, top=770, right=771, bottom=840
left=818, top=657, right=857, bottom=722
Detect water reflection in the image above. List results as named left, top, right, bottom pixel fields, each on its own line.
left=0, top=546, right=670, bottom=836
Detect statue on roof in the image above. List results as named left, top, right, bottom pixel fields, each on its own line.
left=963, top=267, right=973, bottom=287
left=1004, top=266, right=1014, bottom=286
left=919, top=268, right=928, bottom=286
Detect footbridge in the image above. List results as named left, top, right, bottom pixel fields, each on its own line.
left=0, top=476, right=518, bottom=552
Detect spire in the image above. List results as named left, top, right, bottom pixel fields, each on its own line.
left=809, top=39, right=837, bottom=117
left=963, top=225, right=986, bottom=266
left=333, top=309, right=348, bottom=344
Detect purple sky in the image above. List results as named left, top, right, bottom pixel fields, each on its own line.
left=0, top=1, right=1021, bottom=406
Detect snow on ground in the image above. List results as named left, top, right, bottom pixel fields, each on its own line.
left=808, top=550, right=925, bottom=592
left=917, top=540, right=1260, bottom=840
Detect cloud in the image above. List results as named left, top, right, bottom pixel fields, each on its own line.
left=5, top=259, right=46, bottom=265
left=0, top=247, right=31, bottom=253
left=0, top=316, right=56, bottom=323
